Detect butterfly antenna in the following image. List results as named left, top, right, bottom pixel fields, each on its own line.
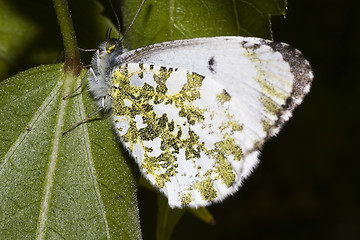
left=119, top=0, right=147, bottom=42
left=108, top=0, right=121, bottom=38
left=109, top=28, right=112, bottom=39
left=105, top=27, right=109, bottom=39
left=106, top=27, right=113, bottom=39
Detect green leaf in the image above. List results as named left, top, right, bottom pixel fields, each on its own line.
left=0, top=64, right=141, bottom=239
left=120, top=0, right=286, bottom=49
left=156, top=194, right=185, bottom=240
left=0, top=0, right=116, bottom=81
left=187, top=207, right=216, bottom=225
left=0, top=0, right=46, bottom=81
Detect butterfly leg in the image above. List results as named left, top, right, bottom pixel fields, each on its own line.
left=62, top=67, right=105, bottom=135
left=62, top=97, right=104, bottom=135
left=62, top=68, right=90, bottom=100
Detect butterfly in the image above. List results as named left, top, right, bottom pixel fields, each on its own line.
left=87, top=36, right=313, bottom=208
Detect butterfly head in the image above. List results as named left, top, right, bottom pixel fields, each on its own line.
left=105, top=38, right=121, bottom=54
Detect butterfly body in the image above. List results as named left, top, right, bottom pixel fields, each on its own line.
left=88, top=37, right=313, bottom=208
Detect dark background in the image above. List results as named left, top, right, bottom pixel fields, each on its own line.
left=137, top=0, right=360, bottom=239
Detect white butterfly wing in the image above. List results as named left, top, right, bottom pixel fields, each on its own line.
left=108, top=37, right=312, bottom=208
left=120, top=37, right=312, bottom=137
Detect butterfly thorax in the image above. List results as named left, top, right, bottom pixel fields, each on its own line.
left=89, top=38, right=124, bottom=110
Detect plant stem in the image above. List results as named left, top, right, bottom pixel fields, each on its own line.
left=53, top=0, right=82, bottom=75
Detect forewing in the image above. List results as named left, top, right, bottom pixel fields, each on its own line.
left=120, top=37, right=313, bottom=139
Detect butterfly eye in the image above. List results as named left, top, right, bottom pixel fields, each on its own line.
left=106, top=44, right=116, bottom=53
left=105, top=39, right=118, bottom=53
